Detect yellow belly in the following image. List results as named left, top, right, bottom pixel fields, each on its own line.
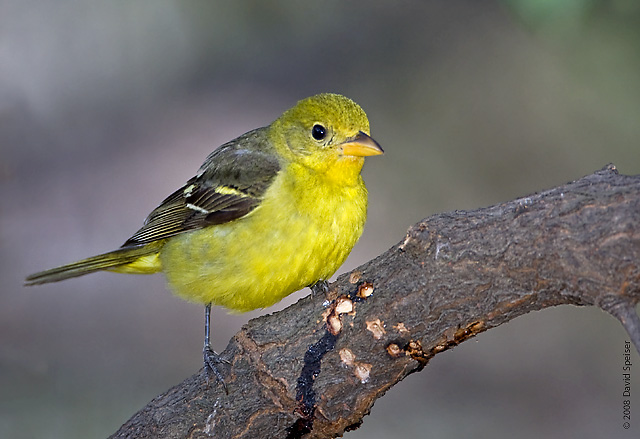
left=158, top=167, right=367, bottom=312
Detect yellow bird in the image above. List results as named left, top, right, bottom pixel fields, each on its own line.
left=25, top=93, right=383, bottom=385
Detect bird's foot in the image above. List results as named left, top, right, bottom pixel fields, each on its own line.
left=310, top=279, right=330, bottom=298
left=203, top=345, right=230, bottom=394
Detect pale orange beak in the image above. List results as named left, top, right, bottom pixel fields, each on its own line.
left=339, top=131, right=384, bottom=157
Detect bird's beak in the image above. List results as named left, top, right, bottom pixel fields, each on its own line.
left=339, top=131, right=384, bottom=157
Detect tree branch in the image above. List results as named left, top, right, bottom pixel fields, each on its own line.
left=109, top=165, right=640, bottom=439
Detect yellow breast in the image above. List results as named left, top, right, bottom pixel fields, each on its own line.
left=159, top=161, right=368, bottom=312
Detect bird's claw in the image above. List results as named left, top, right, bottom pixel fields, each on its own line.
left=203, top=345, right=229, bottom=394
left=310, top=279, right=330, bottom=297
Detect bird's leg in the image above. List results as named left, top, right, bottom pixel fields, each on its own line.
left=310, top=279, right=330, bottom=297
left=203, top=303, right=228, bottom=393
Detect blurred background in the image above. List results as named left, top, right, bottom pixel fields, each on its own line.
left=1, top=1, right=639, bottom=438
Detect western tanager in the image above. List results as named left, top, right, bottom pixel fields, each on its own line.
left=25, top=93, right=383, bottom=385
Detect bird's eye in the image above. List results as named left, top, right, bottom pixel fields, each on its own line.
left=311, top=124, right=327, bottom=141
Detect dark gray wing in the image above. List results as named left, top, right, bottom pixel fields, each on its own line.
left=122, top=129, right=281, bottom=247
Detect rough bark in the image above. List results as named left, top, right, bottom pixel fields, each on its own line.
left=109, top=165, right=640, bottom=439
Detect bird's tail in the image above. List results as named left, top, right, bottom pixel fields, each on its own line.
left=24, top=242, right=163, bottom=286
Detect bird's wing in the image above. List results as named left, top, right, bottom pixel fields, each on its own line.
left=122, top=129, right=281, bottom=247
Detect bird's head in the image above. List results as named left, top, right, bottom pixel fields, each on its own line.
left=269, top=93, right=383, bottom=176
